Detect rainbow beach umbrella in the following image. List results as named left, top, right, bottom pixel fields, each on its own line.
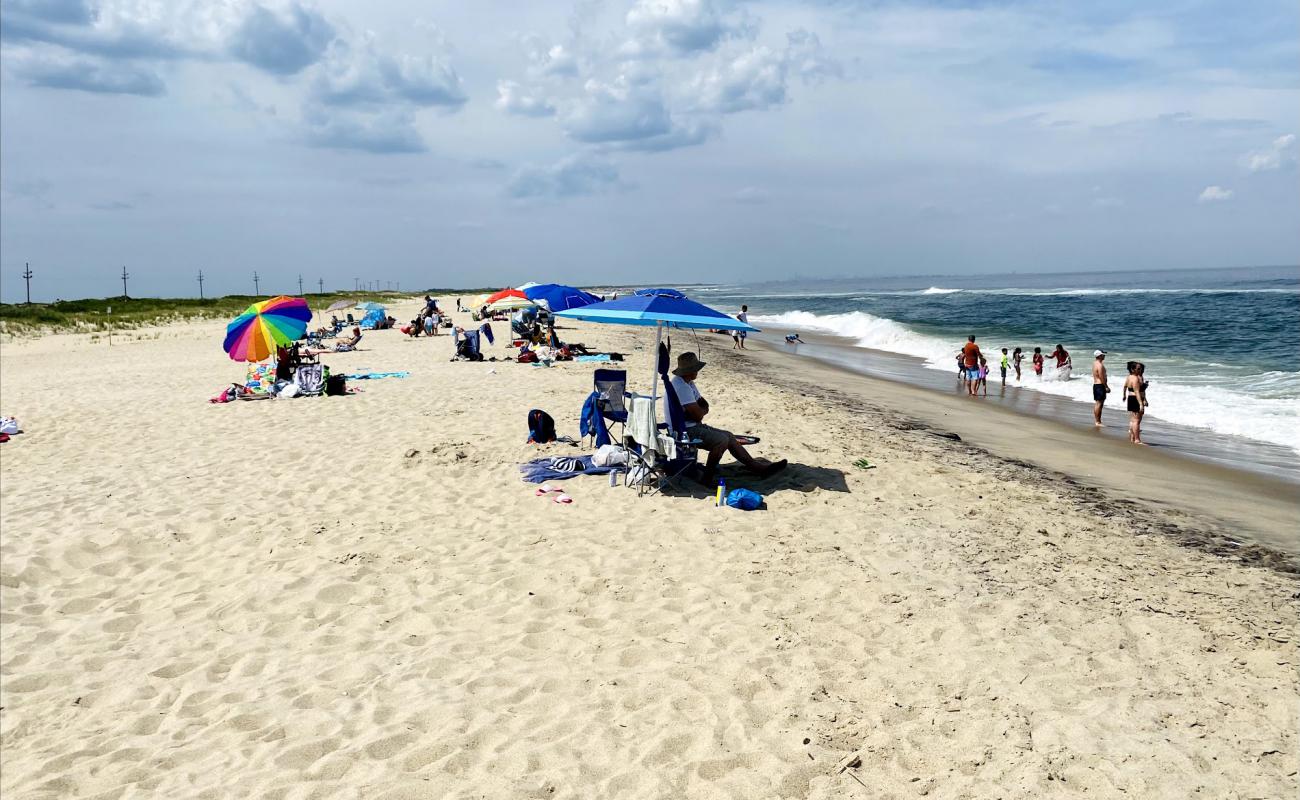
left=223, top=295, right=312, bottom=362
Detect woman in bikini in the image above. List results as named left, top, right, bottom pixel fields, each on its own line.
left=1122, top=361, right=1149, bottom=444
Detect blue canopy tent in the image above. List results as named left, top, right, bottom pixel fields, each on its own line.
left=523, top=284, right=604, bottom=312
left=553, top=289, right=758, bottom=407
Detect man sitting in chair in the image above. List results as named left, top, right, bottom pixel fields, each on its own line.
left=670, top=352, right=787, bottom=483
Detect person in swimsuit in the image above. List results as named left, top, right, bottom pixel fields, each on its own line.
left=1091, top=350, right=1109, bottom=426
left=999, top=348, right=1010, bottom=386
left=784, top=333, right=804, bottom=344
left=1012, top=347, right=1023, bottom=381
left=978, top=356, right=990, bottom=395
left=1032, top=347, right=1044, bottom=377
left=960, top=335, right=982, bottom=396
left=1122, top=361, right=1148, bottom=444
left=1049, top=344, right=1071, bottom=380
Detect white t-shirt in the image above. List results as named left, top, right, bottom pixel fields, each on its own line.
left=669, top=375, right=700, bottom=427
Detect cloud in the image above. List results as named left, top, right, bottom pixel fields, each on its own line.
left=688, top=45, right=787, bottom=113
left=302, top=107, right=426, bottom=154
left=507, top=154, right=622, bottom=198
left=728, top=186, right=769, bottom=203
left=1242, top=134, right=1297, bottom=172
left=228, top=2, right=334, bottom=75
left=624, top=0, right=749, bottom=56
left=9, top=50, right=165, bottom=96
left=563, top=78, right=674, bottom=143
left=1197, top=185, right=1233, bottom=203
left=4, top=0, right=93, bottom=25
left=311, top=35, right=466, bottom=109
left=495, top=80, right=556, bottom=117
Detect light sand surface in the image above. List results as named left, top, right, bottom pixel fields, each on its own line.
left=2, top=301, right=1297, bottom=799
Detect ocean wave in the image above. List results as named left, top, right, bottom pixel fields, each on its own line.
left=752, top=309, right=1300, bottom=453
left=922, top=286, right=962, bottom=295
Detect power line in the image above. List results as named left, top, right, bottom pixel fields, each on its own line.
left=253, top=271, right=260, bottom=295
left=120, top=265, right=130, bottom=298
left=22, top=262, right=33, bottom=304
left=197, top=269, right=205, bottom=299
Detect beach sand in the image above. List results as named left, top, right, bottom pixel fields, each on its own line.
left=2, top=301, right=1296, bottom=799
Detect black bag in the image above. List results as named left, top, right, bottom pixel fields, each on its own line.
left=325, top=374, right=347, bottom=396
left=527, top=409, right=556, bottom=443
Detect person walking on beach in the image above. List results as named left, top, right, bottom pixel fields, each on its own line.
left=1091, top=350, right=1109, bottom=426
left=1012, top=347, right=1023, bottom=381
left=999, top=348, right=1010, bottom=386
left=961, top=335, right=982, bottom=396
left=456, top=297, right=462, bottom=312
left=1032, top=347, right=1044, bottom=378
left=732, top=305, right=750, bottom=350
left=1122, top=361, right=1148, bottom=444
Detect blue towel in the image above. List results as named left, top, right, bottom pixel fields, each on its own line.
left=576, top=354, right=611, bottom=362
left=344, top=371, right=410, bottom=380
left=519, top=454, right=618, bottom=483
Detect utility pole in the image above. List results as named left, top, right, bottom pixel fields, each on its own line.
left=318, top=278, right=324, bottom=294
left=298, top=274, right=304, bottom=296
left=253, top=271, right=260, bottom=295
left=354, top=277, right=360, bottom=291
left=120, top=266, right=130, bottom=298
left=197, top=269, right=205, bottom=299
left=22, top=262, right=33, bottom=304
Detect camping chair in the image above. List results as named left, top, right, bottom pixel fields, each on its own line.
left=623, top=375, right=702, bottom=497
left=335, top=332, right=363, bottom=352
left=581, top=369, right=627, bottom=447
left=452, top=323, right=494, bottom=361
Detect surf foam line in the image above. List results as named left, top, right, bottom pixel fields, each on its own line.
left=752, top=310, right=1300, bottom=454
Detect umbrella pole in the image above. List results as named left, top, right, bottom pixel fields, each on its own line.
left=650, top=323, right=662, bottom=410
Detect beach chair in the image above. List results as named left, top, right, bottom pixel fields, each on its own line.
left=452, top=324, right=495, bottom=361
left=581, top=369, right=627, bottom=447
left=335, top=332, right=363, bottom=352
left=623, top=374, right=702, bottom=497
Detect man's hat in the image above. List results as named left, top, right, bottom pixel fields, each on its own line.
left=1094, top=349, right=1106, bottom=357
left=673, top=352, right=707, bottom=376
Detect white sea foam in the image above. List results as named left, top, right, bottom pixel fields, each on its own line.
left=752, top=310, right=1300, bottom=454
left=921, top=286, right=962, bottom=295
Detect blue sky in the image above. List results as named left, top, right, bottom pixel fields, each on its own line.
left=1, top=0, right=1296, bottom=299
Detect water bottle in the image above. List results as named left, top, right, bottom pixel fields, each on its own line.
left=716, top=478, right=726, bottom=507
left=609, top=470, right=618, bottom=488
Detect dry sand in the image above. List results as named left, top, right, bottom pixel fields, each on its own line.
left=1, top=300, right=1297, bottom=799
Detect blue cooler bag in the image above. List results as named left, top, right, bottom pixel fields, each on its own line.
left=725, top=488, right=763, bottom=510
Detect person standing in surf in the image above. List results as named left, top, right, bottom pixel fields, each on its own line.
left=1123, top=361, right=1148, bottom=444
left=1012, top=347, right=1024, bottom=381
left=1032, top=347, right=1044, bottom=378
left=1091, top=350, right=1109, bottom=426
left=732, top=305, right=750, bottom=350
left=1050, top=344, right=1071, bottom=379
left=999, top=348, right=1010, bottom=386
left=961, top=335, right=982, bottom=396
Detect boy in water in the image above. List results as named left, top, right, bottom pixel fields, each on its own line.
left=999, top=348, right=1010, bottom=386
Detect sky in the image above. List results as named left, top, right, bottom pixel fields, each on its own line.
left=1, top=0, right=1297, bottom=300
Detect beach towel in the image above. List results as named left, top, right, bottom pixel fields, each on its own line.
left=295, top=363, right=324, bottom=395
left=580, top=392, right=611, bottom=447
left=518, top=454, right=618, bottom=483
left=576, top=354, right=612, bottom=362
left=344, top=371, right=410, bottom=380
left=626, top=394, right=660, bottom=455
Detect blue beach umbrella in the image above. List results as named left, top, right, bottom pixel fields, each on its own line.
left=554, top=290, right=758, bottom=403
left=523, top=283, right=603, bottom=312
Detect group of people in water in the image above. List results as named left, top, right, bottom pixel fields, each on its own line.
left=958, top=335, right=1150, bottom=444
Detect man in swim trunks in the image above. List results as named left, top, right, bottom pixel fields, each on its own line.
left=670, top=352, right=787, bottom=484
left=960, top=335, right=982, bottom=396
left=1091, top=349, right=1109, bottom=426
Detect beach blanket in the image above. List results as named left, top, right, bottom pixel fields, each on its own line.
left=344, top=371, right=410, bottom=380
left=519, top=454, right=619, bottom=483
left=576, top=354, right=612, bottom=362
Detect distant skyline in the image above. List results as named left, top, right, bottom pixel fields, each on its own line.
left=2, top=0, right=1298, bottom=301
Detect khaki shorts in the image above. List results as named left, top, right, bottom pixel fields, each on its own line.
left=691, top=423, right=733, bottom=450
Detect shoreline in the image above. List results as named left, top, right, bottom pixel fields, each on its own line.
left=724, top=331, right=1300, bottom=566
left=749, top=325, right=1300, bottom=482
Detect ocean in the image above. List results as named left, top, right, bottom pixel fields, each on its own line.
left=696, top=266, right=1300, bottom=480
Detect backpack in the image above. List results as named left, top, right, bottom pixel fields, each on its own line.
left=526, top=409, right=556, bottom=443
left=325, top=374, right=347, bottom=396
left=518, top=350, right=539, bottom=364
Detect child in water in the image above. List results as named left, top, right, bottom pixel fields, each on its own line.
left=1012, top=347, right=1023, bottom=381
left=978, top=356, right=990, bottom=396
left=1032, top=347, right=1044, bottom=377
left=999, top=348, right=1010, bottom=386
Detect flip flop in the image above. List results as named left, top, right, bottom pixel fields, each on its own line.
left=734, top=435, right=761, bottom=445
left=553, top=494, right=573, bottom=504
left=535, top=485, right=563, bottom=496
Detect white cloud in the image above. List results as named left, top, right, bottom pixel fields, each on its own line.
left=7, top=47, right=164, bottom=95
left=507, top=154, right=622, bottom=198
left=495, top=80, right=556, bottom=117
left=310, top=34, right=466, bottom=109
left=1242, top=133, right=1296, bottom=172
left=624, top=0, right=748, bottom=56
left=687, top=45, right=787, bottom=113
left=1197, top=185, right=1233, bottom=203
left=302, top=107, right=426, bottom=154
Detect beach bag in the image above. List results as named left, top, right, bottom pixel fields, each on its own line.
left=325, top=374, right=347, bottom=396
left=591, top=444, right=628, bottom=467
left=725, top=488, right=763, bottom=511
left=295, top=363, right=324, bottom=396
left=0, top=417, right=19, bottom=435
left=518, top=350, right=539, bottom=364
left=526, top=409, right=556, bottom=443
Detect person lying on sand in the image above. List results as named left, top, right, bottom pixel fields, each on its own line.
left=669, top=352, right=787, bottom=484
